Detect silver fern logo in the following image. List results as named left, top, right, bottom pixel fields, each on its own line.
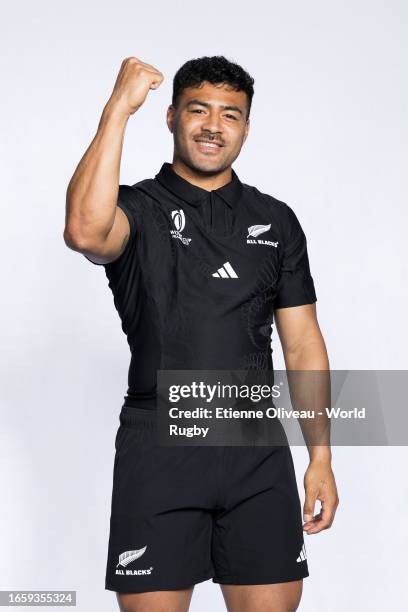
left=247, top=224, right=271, bottom=238
left=247, top=223, right=278, bottom=247
left=117, top=546, right=147, bottom=568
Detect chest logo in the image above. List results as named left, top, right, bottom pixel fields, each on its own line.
left=212, top=261, right=239, bottom=278
left=171, top=209, right=185, bottom=232
left=247, top=224, right=278, bottom=247
left=170, top=209, right=192, bottom=245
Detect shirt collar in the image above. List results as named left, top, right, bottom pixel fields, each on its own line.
left=155, top=162, right=243, bottom=209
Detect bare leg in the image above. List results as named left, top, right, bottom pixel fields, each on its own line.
left=116, top=586, right=194, bottom=612
left=220, top=580, right=303, bottom=612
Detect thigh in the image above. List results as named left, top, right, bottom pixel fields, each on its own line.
left=106, top=411, right=217, bottom=593
left=116, top=587, right=194, bottom=612
left=220, top=581, right=303, bottom=612
left=211, top=445, right=309, bottom=585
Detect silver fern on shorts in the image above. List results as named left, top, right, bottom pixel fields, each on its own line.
left=117, top=546, right=147, bottom=567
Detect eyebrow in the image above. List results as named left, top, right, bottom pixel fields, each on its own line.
left=186, top=99, right=243, bottom=116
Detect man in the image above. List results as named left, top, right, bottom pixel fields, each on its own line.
left=64, top=55, right=339, bottom=612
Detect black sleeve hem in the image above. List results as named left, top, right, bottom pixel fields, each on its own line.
left=83, top=186, right=139, bottom=268
left=274, top=297, right=317, bottom=310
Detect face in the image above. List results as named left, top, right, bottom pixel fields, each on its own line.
left=167, top=81, right=250, bottom=175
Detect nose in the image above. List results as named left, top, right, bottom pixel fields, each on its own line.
left=200, top=110, right=222, bottom=135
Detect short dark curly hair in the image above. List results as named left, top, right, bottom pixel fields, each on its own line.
left=172, top=56, right=255, bottom=120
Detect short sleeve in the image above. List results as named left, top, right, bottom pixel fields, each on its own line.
left=84, top=185, right=140, bottom=267
left=85, top=185, right=145, bottom=348
left=274, top=205, right=317, bottom=309
left=116, top=184, right=138, bottom=242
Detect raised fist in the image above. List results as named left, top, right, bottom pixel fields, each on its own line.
left=107, top=57, right=164, bottom=116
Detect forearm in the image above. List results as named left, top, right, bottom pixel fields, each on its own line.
left=284, top=336, right=332, bottom=463
left=284, top=332, right=329, bottom=371
left=64, top=102, right=130, bottom=245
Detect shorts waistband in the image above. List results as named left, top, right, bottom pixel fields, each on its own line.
left=119, top=405, right=157, bottom=428
left=123, top=395, right=157, bottom=410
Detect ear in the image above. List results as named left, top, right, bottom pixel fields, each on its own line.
left=243, top=118, right=250, bottom=144
left=166, top=105, right=175, bottom=133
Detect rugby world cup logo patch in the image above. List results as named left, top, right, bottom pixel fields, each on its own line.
left=171, top=209, right=185, bottom=232
left=170, top=209, right=192, bottom=245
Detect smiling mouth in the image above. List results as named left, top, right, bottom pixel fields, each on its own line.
left=194, top=140, right=224, bottom=153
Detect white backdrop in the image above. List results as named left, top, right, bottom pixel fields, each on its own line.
left=1, top=1, right=407, bottom=610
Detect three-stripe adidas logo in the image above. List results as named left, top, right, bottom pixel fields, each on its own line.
left=296, top=543, right=307, bottom=563
left=212, top=261, right=239, bottom=278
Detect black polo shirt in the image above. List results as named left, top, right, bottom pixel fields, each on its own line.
left=86, top=162, right=317, bottom=407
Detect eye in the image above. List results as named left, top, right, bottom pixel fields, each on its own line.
left=190, top=109, right=204, bottom=114
left=225, top=114, right=238, bottom=120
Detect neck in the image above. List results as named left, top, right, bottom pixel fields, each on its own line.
left=171, top=156, right=232, bottom=191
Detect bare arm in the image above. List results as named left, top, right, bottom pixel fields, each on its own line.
left=64, top=106, right=130, bottom=264
left=275, top=303, right=330, bottom=458
left=275, top=303, right=328, bottom=368
left=63, top=57, right=164, bottom=264
left=275, top=303, right=339, bottom=534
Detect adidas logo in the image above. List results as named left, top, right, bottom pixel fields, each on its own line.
left=296, top=543, right=307, bottom=563
left=212, top=261, right=238, bottom=278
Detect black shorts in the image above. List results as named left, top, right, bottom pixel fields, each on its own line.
left=105, top=407, right=309, bottom=593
